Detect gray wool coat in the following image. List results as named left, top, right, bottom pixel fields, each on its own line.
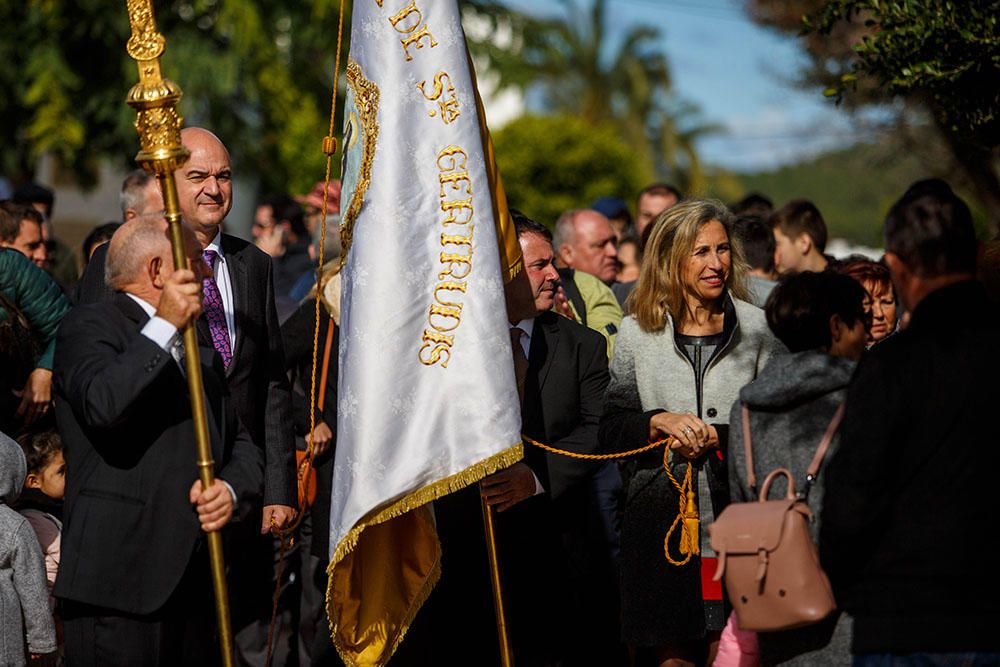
left=0, top=433, right=56, bottom=665
left=602, top=295, right=783, bottom=645
left=727, top=349, right=855, bottom=666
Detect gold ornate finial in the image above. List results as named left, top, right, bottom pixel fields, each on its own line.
left=124, top=0, right=189, bottom=174
left=125, top=0, right=165, bottom=61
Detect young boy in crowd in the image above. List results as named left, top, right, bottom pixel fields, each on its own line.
left=17, top=430, right=65, bottom=603
left=0, top=430, right=57, bottom=665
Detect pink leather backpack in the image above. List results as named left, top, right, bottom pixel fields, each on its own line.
left=708, top=404, right=844, bottom=632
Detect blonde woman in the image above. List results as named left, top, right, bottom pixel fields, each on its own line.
left=600, top=200, right=783, bottom=666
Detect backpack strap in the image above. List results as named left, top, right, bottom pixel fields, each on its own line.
left=317, top=319, right=335, bottom=412
left=742, top=400, right=846, bottom=499
left=741, top=403, right=756, bottom=493
left=800, top=402, right=846, bottom=499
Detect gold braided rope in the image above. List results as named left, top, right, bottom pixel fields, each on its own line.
left=300, top=0, right=348, bottom=518
left=264, top=1, right=347, bottom=665
left=523, top=433, right=696, bottom=567
left=520, top=434, right=670, bottom=460
left=662, top=451, right=698, bottom=567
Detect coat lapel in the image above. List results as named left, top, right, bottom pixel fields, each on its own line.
left=531, top=312, right=561, bottom=391
left=221, top=234, right=248, bottom=376
left=112, top=291, right=150, bottom=327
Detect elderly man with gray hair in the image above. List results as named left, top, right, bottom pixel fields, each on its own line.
left=53, top=215, right=264, bottom=666
left=550, top=208, right=624, bottom=359
left=119, top=169, right=165, bottom=222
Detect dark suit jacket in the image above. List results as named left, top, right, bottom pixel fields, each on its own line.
left=424, top=312, right=610, bottom=665
left=76, top=235, right=296, bottom=507
left=522, top=310, right=610, bottom=499
left=216, top=234, right=295, bottom=506
left=522, top=311, right=617, bottom=664
left=52, top=293, right=264, bottom=615
left=820, top=280, right=1000, bottom=654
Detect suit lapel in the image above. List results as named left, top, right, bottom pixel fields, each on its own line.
left=112, top=291, right=151, bottom=327
left=531, top=312, right=560, bottom=391
left=521, top=313, right=560, bottom=434
left=221, top=234, right=248, bottom=376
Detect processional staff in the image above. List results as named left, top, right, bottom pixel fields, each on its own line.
left=121, top=1, right=235, bottom=664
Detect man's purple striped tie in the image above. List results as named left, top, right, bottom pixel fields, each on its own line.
left=202, top=249, right=233, bottom=368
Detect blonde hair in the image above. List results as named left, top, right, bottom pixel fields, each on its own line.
left=629, top=199, right=750, bottom=332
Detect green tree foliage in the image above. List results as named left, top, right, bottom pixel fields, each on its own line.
left=468, top=0, right=713, bottom=194
left=814, top=0, right=1000, bottom=146
left=493, top=114, right=650, bottom=226
left=0, top=0, right=347, bottom=194
left=747, top=0, right=1000, bottom=234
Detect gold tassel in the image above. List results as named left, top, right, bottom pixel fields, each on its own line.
left=663, top=461, right=699, bottom=566
left=680, top=487, right=699, bottom=555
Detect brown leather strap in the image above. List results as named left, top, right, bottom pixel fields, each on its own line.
left=317, top=320, right=335, bottom=412
left=742, top=403, right=756, bottom=491
left=742, top=401, right=846, bottom=494
left=806, top=402, right=846, bottom=479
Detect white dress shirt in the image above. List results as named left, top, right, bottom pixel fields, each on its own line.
left=127, top=293, right=178, bottom=353
left=205, top=232, right=237, bottom=350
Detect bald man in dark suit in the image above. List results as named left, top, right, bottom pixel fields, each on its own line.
left=55, top=216, right=264, bottom=665
left=76, top=129, right=297, bottom=662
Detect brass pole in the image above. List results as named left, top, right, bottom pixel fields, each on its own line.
left=123, top=2, right=234, bottom=665
left=480, top=492, right=514, bottom=667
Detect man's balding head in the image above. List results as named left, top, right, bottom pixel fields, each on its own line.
left=554, top=209, right=619, bottom=284
left=106, top=215, right=206, bottom=298
left=177, top=127, right=233, bottom=244
left=106, top=215, right=171, bottom=291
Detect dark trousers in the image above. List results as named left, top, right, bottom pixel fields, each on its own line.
left=62, top=550, right=219, bottom=667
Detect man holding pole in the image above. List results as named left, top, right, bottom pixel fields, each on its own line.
left=73, top=125, right=298, bottom=662
left=77, top=128, right=297, bottom=532
left=52, top=215, right=264, bottom=666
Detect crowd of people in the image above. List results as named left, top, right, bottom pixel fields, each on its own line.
left=0, top=124, right=997, bottom=667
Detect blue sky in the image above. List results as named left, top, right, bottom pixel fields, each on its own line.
left=499, top=0, right=880, bottom=172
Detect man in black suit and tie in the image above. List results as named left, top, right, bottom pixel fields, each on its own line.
left=75, top=128, right=298, bottom=663
left=427, top=214, right=612, bottom=666
left=77, top=128, right=297, bottom=529
left=500, top=214, right=620, bottom=665
left=173, top=127, right=297, bottom=529
left=53, top=216, right=264, bottom=665
left=173, top=128, right=300, bottom=661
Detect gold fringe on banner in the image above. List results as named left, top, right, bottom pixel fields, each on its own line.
left=326, top=443, right=524, bottom=667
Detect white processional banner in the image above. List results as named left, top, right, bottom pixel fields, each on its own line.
left=326, top=0, right=524, bottom=664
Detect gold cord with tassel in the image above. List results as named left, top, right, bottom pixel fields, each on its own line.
left=662, top=447, right=700, bottom=567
